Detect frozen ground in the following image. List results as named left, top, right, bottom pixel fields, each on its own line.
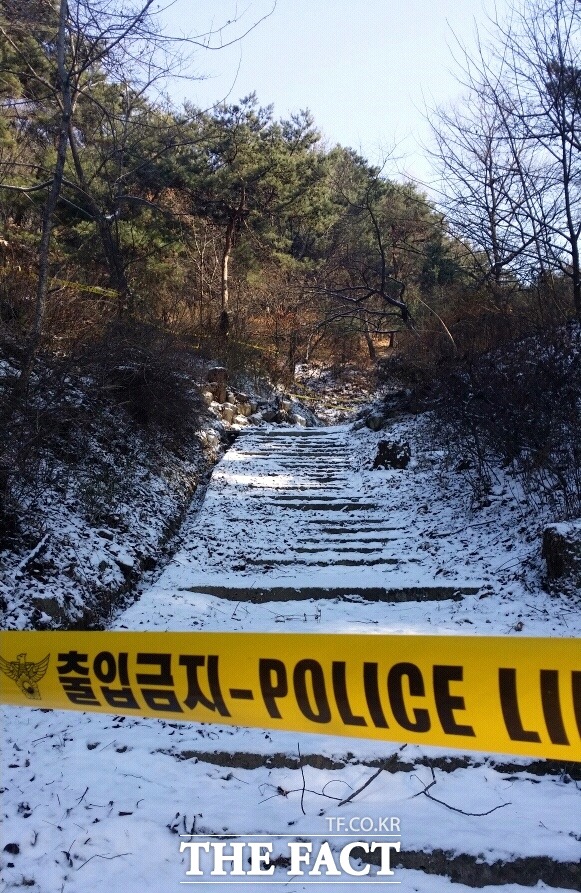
left=1, top=412, right=580, bottom=892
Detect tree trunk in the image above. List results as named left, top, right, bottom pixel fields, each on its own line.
left=361, top=315, right=377, bottom=361
left=18, top=0, right=70, bottom=398
left=67, top=123, right=132, bottom=317
left=219, top=186, right=246, bottom=334
left=221, top=234, right=232, bottom=314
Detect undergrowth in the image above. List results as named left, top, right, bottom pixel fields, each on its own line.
left=379, top=314, right=581, bottom=520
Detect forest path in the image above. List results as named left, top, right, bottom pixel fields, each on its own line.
left=126, top=424, right=482, bottom=609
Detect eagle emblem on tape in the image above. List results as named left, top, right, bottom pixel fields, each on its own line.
left=0, top=653, right=50, bottom=700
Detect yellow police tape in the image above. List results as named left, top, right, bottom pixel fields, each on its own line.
left=0, top=631, right=579, bottom=761
left=50, top=279, right=119, bottom=297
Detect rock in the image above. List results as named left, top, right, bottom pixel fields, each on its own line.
left=365, top=411, right=387, bottom=432
left=233, top=414, right=249, bottom=427
left=372, top=440, right=411, bottom=470
left=238, top=402, right=253, bottom=417
left=109, top=547, right=135, bottom=576
left=292, top=413, right=307, bottom=427
left=542, top=521, right=581, bottom=584
left=221, top=403, right=237, bottom=423
left=201, top=390, right=214, bottom=406
left=261, top=409, right=277, bottom=422
left=207, top=367, right=228, bottom=403
left=30, top=595, right=68, bottom=625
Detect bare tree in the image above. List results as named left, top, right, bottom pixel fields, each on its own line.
left=430, top=90, right=542, bottom=304
left=432, top=0, right=581, bottom=319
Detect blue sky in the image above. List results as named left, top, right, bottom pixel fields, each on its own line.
left=161, top=0, right=507, bottom=185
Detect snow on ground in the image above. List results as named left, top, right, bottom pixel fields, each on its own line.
left=1, top=410, right=580, bottom=892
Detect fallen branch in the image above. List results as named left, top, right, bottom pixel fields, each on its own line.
left=17, top=533, right=50, bottom=573
left=431, top=519, right=497, bottom=538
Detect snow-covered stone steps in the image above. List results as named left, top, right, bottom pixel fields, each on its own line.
left=155, top=425, right=487, bottom=603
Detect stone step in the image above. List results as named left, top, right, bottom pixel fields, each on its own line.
left=301, top=532, right=401, bottom=542
left=263, top=459, right=349, bottom=467
left=243, top=488, right=339, bottom=497
left=244, top=556, right=400, bottom=567
left=264, top=493, right=370, bottom=503
left=165, top=748, right=579, bottom=778
left=249, top=430, right=335, bottom=437
left=250, top=448, right=343, bottom=452
left=245, top=488, right=341, bottom=495
left=296, top=544, right=395, bottom=553
left=180, top=584, right=478, bottom=602
left=315, top=525, right=400, bottom=534
left=262, top=501, right=378, bottom=512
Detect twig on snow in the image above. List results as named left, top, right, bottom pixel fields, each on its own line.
left=338, top=766, right=385, bottom=807
left=338, top=745, right=407, bottom=807
left=412, top=767, right=511, bottom=816
left=76, top=852, right=131, bottom=870
left=298, top=742, right=306, bottom=816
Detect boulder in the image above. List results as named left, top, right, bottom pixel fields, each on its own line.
left=221, top=403, right=237, bottom=423
left=372, top=440, right=411, bottom=470
left=365, top=411, right=388, bottom=432
left=542, top=521, right=581, bottom=585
